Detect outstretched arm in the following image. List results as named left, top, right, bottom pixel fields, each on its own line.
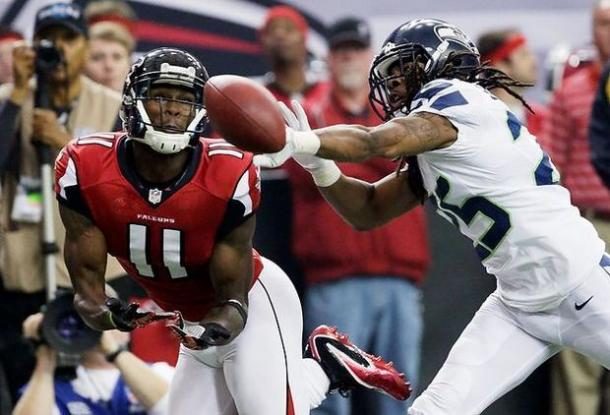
left=265, top=101, right=431, bottom=230
left=58, top=204, right=114, bottom=330
left=192, top=215, right=256, bottom=346
left=255, top=111, right=456, bottom=167
left=314, top=112, right=457, bottom=161
left=319, top=171, right=421, bottom=231
left=208, top=215, right=254, bottom=308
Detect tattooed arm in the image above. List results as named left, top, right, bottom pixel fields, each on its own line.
left=58, top=204, right=115, bottom=330
left=313, top=112, right=457, bottom=162
left=304, top=113, right=455, bottom=230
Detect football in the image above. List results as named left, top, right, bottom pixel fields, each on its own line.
left=204, top=75, right=286, bottom=153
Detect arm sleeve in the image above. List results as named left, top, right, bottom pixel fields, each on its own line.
left=0, top=99, right=22, bottom=174
left=54, top=147, right=93, bottom=219
left=217, top=161, right=261, bottom=239
left=589, top=65, right=610, bottom=190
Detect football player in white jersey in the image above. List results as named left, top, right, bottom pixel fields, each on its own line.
left=255, top=18, right=610, bottom=415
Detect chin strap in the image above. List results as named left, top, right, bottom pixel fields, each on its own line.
left=132, top=100, right=207, bottom=154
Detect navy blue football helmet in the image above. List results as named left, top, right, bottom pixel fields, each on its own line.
left=369, top=18, right=480, bottom=120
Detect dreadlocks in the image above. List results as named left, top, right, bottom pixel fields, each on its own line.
left=393, top=51, right=533, bottom=204
left=437, top=51, right=534, bottom=113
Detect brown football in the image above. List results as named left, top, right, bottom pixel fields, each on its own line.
left=204, top=75, right=286, bottom=153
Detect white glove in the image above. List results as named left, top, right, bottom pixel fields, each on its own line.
left=277, top=101, right=321, bottom=170
left=254, top=99, right=321, bottom=169
left=264, top=100, right=341, bottom=187
left=253, top=126, right=317, bottom=168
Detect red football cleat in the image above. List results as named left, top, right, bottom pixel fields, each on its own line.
left=304, top=325, right=412, bottom=401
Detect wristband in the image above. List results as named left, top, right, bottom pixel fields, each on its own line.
left=105, top=344, right=128, bottom=363
left=309, top=162, right=341, bottom=188
left=293, top=130, right=321, bottom=155
left=218, top=299, right=248, bottom=327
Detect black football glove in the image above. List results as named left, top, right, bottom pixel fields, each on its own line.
left=169, top=320, right=232, bottom=350
left=105, top=298, right=175, bottom=332
left=169, top=300, right=247, bottom=350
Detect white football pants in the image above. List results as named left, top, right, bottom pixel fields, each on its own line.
left=410, top=254, right=610, bottom=415
left=167, top=258, right=330, bottom=415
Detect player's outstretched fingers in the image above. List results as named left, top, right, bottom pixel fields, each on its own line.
left=168, top=324, right=208, bottom=350
left=278, top=101, right=299, bottom=129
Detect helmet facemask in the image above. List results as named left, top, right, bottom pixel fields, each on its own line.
left=368, top=19, right=481, bottom=121
left=368, top=43, right=430, bottom=121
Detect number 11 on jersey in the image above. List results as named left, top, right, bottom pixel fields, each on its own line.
left=128, top=224, right=187, bottom=279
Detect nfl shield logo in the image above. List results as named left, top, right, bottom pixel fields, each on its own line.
left=148, top=188, right=162, bottom=204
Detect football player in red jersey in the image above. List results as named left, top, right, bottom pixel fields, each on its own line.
left=54, top=47, right=410, bottom=414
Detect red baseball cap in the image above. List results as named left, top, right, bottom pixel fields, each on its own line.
left=260, top=5, right=308, bottom=38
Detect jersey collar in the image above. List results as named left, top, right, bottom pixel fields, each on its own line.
left=116, top=137, right=203, bottom=208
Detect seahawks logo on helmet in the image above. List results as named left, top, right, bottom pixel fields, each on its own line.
left=434, top=25, right=471, bottom=48
left=368, top=18, right=480, bottom=121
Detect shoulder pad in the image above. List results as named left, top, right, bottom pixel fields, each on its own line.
left=200, top=139, right=255, bottom=199
left=66, top=132, right=125, bottom=185
left=68, top=132, right=123, bottom=156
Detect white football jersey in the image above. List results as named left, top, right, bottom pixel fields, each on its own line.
left=410, top=78, right=606, bottom=311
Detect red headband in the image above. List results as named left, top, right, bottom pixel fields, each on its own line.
left=482, top=34, right=527, bottom=64
left=0, top=32, right=23, bottom=42
left=260, top=6, right=308, bottom=38
left=88, top=14, right=136, bottom=36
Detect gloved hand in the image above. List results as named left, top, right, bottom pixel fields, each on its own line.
left=253, top=127, right=301, bottom=169
left=277, top=100, right=324, bottom=170
left=271, top=100, right=341, bottom=187
left=169, top=300, right=248, bottom=350
left=105, top=298, right=175, bottom=332
left=254, top=100, right=321, bottom=169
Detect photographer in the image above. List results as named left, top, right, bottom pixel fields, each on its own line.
left=0, top=2, right=124, bottom=405
left=12, top=311, right=173, bottom=415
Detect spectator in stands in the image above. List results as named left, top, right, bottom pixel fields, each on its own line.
left=85, top=22, right=135, bottom=92
left=13, top=311, right=173, bottom=415
left=84, top=0, right=137, bottom=36
left=589, top=64, right=610, bottom=191
left=256, top=5, right=328, bottom=297
left=477, top=29, right=547, bottom=139
left=0, top=27, right=22, bottom=85
left=259, top=5, right=328, bottom=107
left=0, top=2, right=124, bottom=405
left=544, top=1, right=610, bottom=414
left=285, top=17, right=429, bottom=415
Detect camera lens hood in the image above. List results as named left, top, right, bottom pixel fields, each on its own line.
left=41, top=293, right=102, bottom=354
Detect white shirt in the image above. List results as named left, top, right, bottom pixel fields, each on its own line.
left=53, top=362, right=174, bottom=415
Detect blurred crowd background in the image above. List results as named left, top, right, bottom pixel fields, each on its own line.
left=0, top=1, right=608, bottom=415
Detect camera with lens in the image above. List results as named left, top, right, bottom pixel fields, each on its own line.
left=40, top=291, right=102, bottom=355
left=34, top=39, right=64, bottom=76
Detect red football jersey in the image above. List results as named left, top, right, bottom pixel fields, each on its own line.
left=55, top=132, right=263, bottom=321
